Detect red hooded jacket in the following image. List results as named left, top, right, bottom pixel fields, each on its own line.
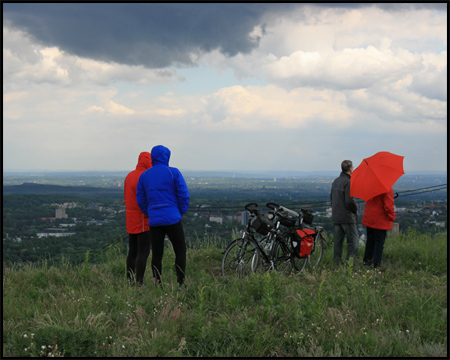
left=362, top=189, right=396, bottom=230
left=124, top=152, right=152, bottom=234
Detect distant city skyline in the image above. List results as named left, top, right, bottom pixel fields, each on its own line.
left=3, top=3, right=447, bottom=172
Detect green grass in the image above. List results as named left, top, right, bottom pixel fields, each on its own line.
left=3, top=230, right=447, bottom=357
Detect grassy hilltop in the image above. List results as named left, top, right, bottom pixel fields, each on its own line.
left=3, top=230, right=447, bottom=357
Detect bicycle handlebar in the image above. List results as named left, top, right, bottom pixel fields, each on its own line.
left=244, top=202, right=259, bottom=214
left=266, top=202, right=280, bottom=210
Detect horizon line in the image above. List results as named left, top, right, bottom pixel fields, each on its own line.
left=3, top=169, right=447, bottom=174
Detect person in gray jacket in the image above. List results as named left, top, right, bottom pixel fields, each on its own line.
left=330, top=160, right=359, bottom=264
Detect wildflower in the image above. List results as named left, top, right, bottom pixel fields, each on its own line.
left=122, top=345, right=125, bottom=349
left=23, top=334, right=28, bottom=338
left=42, top=345, right=46, bottom=349
left=406, top=330, right=410, bottom=334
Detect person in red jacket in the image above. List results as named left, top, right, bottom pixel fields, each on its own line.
left=124, top=152, right=152, bottom=284
left=362, top=188, right=396, bottom=269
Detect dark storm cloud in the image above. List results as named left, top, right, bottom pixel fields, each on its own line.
left=4, top=3, right=446, bottom=69
left=3, top=3, right=278, bottom=68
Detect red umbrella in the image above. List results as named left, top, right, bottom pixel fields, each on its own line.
left=350, top=151, right=405, bottom=201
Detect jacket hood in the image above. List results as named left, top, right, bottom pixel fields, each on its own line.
left=136, top=152, right=152, bottom=171
left=151, top=145, right=171, bottom=166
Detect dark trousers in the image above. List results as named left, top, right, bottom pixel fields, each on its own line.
left=333, top=223, right=359, bottom=264
left=126, top=231, right=152, bottom=284
left=363, top=227, right=387, bottom=267
left=150, top=221, right=186, bottom=285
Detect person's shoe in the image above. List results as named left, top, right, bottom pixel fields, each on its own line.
left=373, top=264, right=384, bottom=272
left=178, top=283, right=188, bottom=292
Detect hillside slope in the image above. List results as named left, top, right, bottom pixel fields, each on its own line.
left=3, top=231, right=447, bottom=357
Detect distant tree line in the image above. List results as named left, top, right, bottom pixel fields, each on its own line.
left=3, top=183, right=446, bottom=265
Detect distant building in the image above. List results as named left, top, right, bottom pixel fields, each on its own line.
left=390, top=223, right=400, bottom=234
left=59, top=223, right=76, bottom=228
left=241, top=210, right=250, bottom=225
left=36, top=232, right=75, bottom=238
left=209, top=216, right=223, bottom=224
left=63, top=202, right=78, bottom=209
left=86, top=220, right=113, bottom=226
left=55, top=207, right=68, bottom=219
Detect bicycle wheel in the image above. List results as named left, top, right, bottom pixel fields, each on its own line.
left=292, top=253, right=308, bottom=272
left=276, top=232, right=307, bottom=273
left=221, top=238, right=261, bottom=277
left=272, top=240, right=296, bottom=274
left=307, top=232, right=324, bottom=266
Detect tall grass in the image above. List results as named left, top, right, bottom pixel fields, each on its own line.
left=3, top=230, right=447, bottom=357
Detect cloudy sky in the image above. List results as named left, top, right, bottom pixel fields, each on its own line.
left=3, top=3, right=447, bottom=173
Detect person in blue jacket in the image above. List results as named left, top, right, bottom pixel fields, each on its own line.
left=136, top=145, right=190, bottom=289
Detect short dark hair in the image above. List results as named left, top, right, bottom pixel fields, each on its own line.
left=341, top=160, right=353, bottom=173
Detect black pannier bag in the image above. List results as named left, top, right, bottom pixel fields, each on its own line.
left=301, top=209, right=314, bottom=225
left=278, top=210, right=297, bottom=227
left=251, top=213, right=274, bottom=235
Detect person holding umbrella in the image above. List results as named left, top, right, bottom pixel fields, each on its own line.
left=350, top=151, right=404, bottom=269
left=330, top=160, right=359, bottom=265
left=362, top=189, right=396, bottom=269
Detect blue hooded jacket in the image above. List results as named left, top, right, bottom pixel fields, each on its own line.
left=136, top=145, right=190, bottom=226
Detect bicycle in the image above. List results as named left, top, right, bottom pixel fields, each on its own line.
left=248, top=202, right=305, bottom=274
left=248, top=202, right=324, bottom=273
left=221, top=202, right=326, bottom=277
left=221, top=203, right=273, bottom=277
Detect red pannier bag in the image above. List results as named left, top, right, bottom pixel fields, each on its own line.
left=291, top=228, right=316, bottom=258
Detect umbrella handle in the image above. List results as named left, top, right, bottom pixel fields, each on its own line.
left=394, top=192, right=399, bottom=198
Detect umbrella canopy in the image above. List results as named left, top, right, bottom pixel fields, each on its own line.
left=350, top=151, right=405, bottom=201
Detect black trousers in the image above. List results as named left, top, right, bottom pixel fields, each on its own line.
left=150, top=221, right=186, bottom=285
left=126, top=231, right=152, bottom=284
left=363, top=227, right=387, bottom=267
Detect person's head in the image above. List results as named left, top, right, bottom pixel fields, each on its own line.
left=341, top=160, right=353, bottom=174
left=151, top=145, right=171, bottom=166
left=137, top=152, right=152, bottom=169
